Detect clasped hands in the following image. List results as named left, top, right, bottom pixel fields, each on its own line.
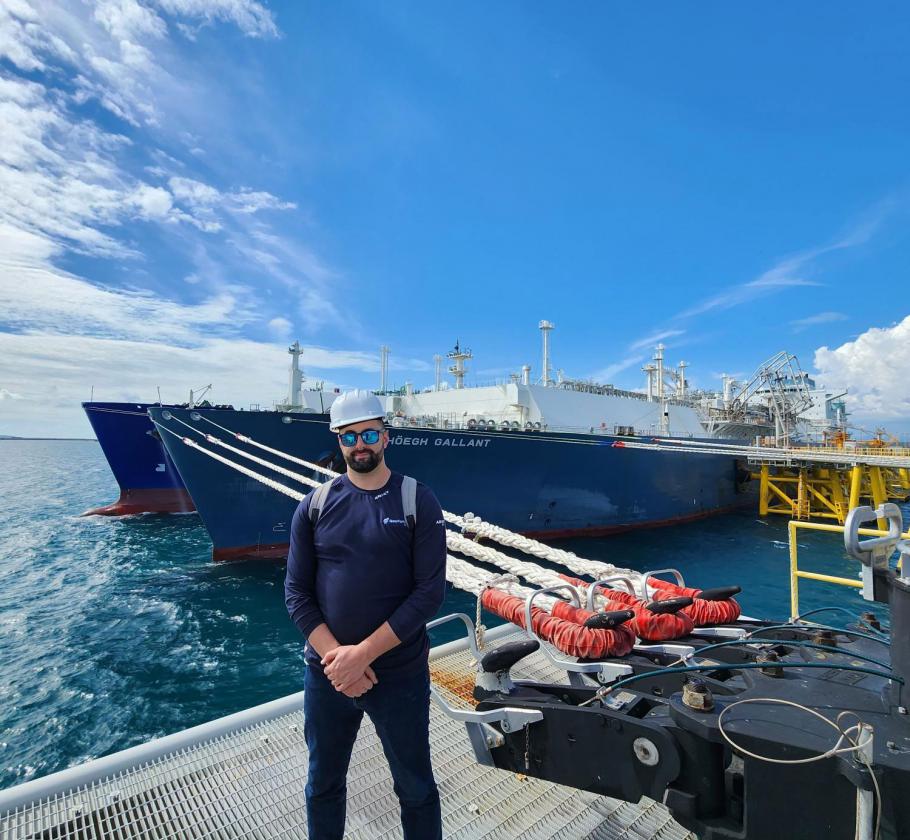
left=322, top=643, right=377, bottom=698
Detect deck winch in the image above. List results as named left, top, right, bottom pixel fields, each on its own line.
left=431, top=503, right=910, bottom=840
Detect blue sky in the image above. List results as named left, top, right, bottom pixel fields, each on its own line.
left=0, top=1, right=908, bottom=436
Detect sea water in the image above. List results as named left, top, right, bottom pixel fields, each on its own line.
left=0, top=440, right=900, bottom=790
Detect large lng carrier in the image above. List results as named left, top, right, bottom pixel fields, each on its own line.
left=77, top=325, right=836, bottom=561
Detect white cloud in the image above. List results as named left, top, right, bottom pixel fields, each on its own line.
left=0, top=332, right=405, bottom=437
left=0, top=227, right=421, bottom=436
left=0, top=64, right=295, bottom=255
left=154, top=0, right=278, bottom=39
left=168, top=176, right=221, bottom=206
left=93, top=0, right=167, bottom=43
left=0, top=1, right=62, bottom=73
left=168, top=176, right=295, bottom=216
left=0, top=74, right=155, bottom=256
left=789, top=311, right=848, bottom=332
left=629, top=329, right=685, bottom=351
left=230, top=188, right=296, bottom=214
left=0, top=0, right=361, bottom=438
left=814, top=316, right=910, bottom=419
left=677, top=214, right=885, bottom=321
left=0, top=222, right=254, bottom=344
left=678, top=258, right=820, bottom=320
left=130, top=184, right=175, bottom=220
left=590, top=355, right=645, bottom=384
left=2, top=1, right=277, bottom=131
left=268, top=316, right=292, bottom=338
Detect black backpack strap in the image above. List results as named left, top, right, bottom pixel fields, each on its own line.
left=400, top=475, right=418, bottom=529
left=308, top=478, right=336, bottom=526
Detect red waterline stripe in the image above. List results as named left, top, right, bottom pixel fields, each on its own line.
left=82, top=488, right=196, bottom=516
left=212, top=542, right=290, bottom=562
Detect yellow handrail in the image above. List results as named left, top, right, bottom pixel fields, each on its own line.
left=787, top=520, right=909, bottom=619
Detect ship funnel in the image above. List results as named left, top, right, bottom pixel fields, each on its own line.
left=521, top=365, right=531, bottom=386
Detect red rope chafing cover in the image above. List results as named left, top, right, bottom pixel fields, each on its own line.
left=480, top=588, right=635, bottom=658
left=647, top=577, right=742, bottom=625
left=557, top=574, right=694, bottom=641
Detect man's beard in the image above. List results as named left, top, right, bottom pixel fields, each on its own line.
left=344, top=447, right=384, bottom=473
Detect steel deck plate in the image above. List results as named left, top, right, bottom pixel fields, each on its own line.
left=1, top=629, right=693, bottom=839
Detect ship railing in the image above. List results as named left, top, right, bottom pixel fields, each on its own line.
left=388, top=418, right=661, bottom=437
left=787, top=512, right=910, bottom=619
left=787, top=444, right=910, bottom=458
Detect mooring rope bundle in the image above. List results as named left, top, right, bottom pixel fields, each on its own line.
left=190, top=414, right=643, bottom=581
left=166, top=414, right=640, bottom=582
left=153, top=414, right=740, bottom=656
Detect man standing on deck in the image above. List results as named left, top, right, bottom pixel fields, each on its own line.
left=285, top=389, right=447, bottom=840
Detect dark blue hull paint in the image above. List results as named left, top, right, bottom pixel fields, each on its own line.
left=149, top=407, right=753, bottom=560
left=82, top=402, right=193, bottom=514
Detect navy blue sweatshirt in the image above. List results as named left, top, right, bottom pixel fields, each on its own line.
left=284, top=472, right=447, bottom=676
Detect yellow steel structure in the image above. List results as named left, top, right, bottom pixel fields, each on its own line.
left=756, top=462, right=910, bottom=527
left=787, top=519, right=910, bottom=619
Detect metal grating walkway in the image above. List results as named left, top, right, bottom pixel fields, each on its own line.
left=0, top=626, right=693, bottom=839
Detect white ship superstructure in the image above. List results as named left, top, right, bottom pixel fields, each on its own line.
left=385, top=380, right=708, bottom=437
left=382, top=325, right=770, bottom=441
left=273, top=325, right=843, bottom=445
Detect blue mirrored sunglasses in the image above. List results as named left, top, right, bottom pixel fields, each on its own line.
left=338, top=428, right=383, bottom=447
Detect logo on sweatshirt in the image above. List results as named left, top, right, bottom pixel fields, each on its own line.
left=383, top=517, right=407, bottom=525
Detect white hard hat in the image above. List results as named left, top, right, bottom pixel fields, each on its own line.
left=329, top=389, right=385, bottom=431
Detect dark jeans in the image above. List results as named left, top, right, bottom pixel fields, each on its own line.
left=303, top=663, right=442, bottom=840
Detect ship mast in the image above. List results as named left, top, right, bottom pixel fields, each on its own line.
left=433, top=354, right=443, bottom=391
left=379, top=345, right=390, bottom=392
left=539, top=320, right=554, bottom=387
left=287, top=341, right=304, bottom=407
left=447, top=341, right=472, bottom=390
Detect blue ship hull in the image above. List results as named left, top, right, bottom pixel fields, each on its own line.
left=82, top=402, right=194, bottom=515
left=149, top=407, right=753, bottom=561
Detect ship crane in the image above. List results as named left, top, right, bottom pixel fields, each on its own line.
left=188, top=383, right=212, bottom=407
left=849, top=424, right=903, bottom=448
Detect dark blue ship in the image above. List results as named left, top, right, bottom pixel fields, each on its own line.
left=89, top=337, right=765, bottom=547
left=82, top=401, right=196, bottom=515
left=148, top=406, right=752, bottom=561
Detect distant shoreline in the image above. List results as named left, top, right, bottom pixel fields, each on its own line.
left=0, top=437, right=97, bottom=441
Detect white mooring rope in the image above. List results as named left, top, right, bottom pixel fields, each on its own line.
left=158, top=413, right=649, bottom=592
left=154, top=422, right=565, bottom=641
